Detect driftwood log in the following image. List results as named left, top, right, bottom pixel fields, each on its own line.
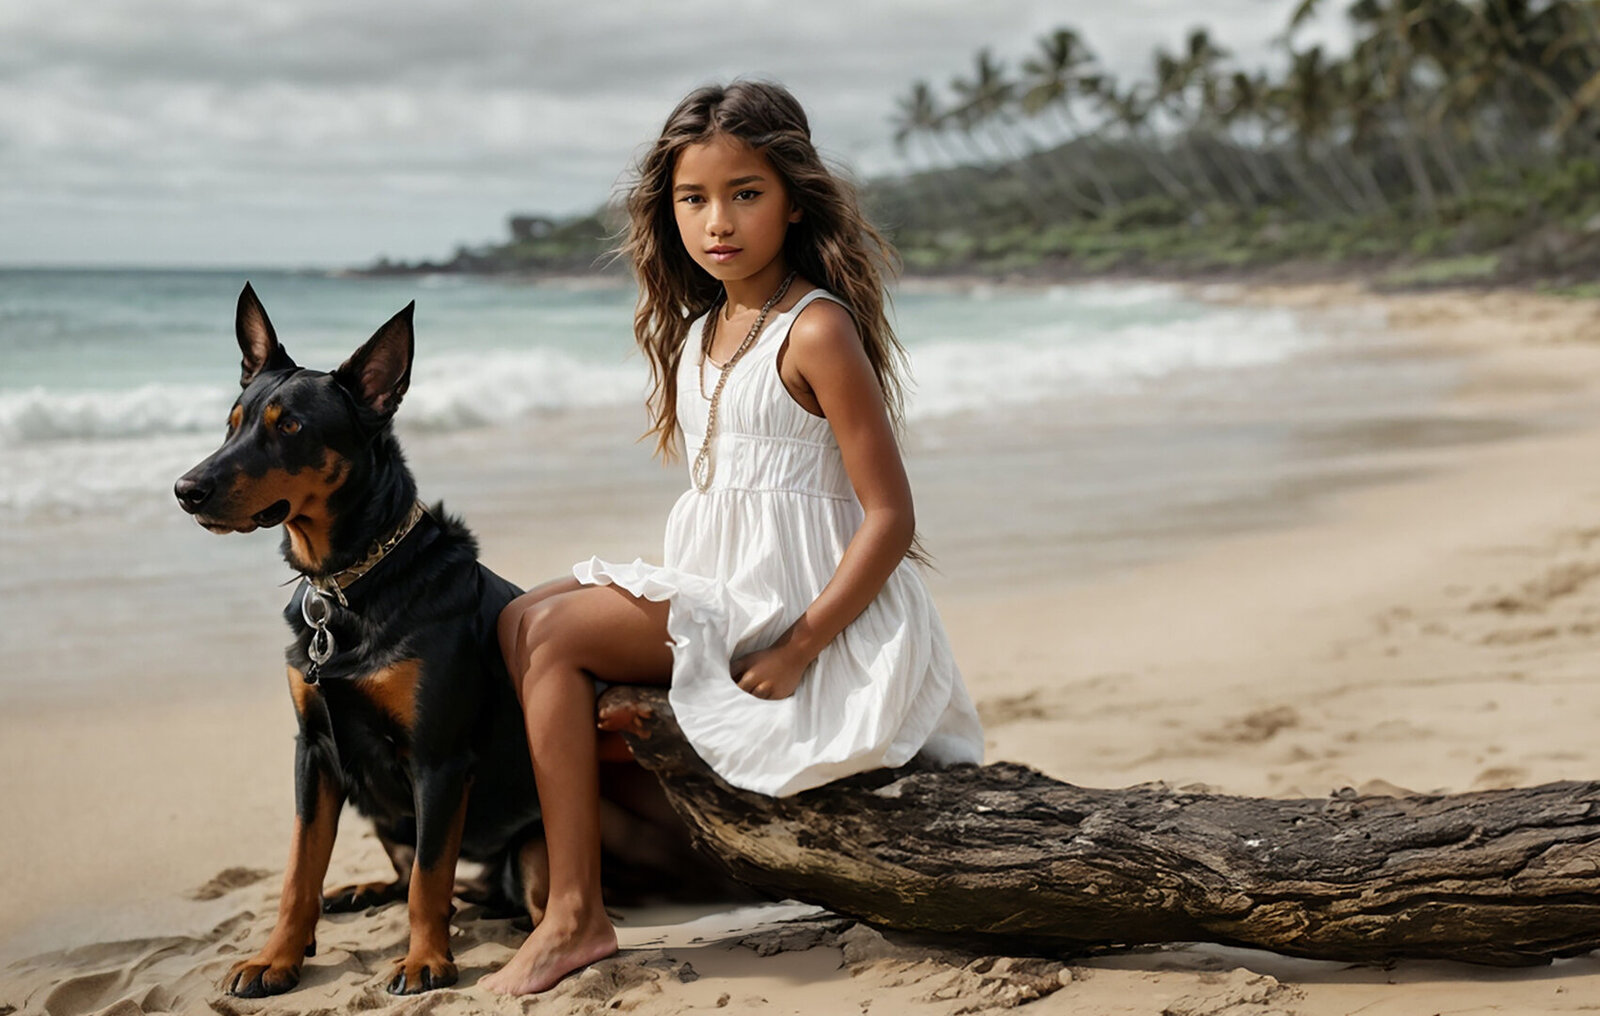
left=596, top=685, right=1600, bottom=967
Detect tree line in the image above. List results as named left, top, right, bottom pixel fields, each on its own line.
left=879, top=1, right=1600, bottom=271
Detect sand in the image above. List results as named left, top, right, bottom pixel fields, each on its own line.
left=7, top=282, right=1600, bottom=1014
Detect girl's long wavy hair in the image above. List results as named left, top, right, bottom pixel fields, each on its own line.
left=620, top=80, right=909, bottom=461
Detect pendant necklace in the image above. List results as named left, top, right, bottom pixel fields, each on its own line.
left=691, top=270, right=797, bottom=492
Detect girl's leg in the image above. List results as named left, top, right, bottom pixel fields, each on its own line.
left=480, top=584, right=672, bottom=995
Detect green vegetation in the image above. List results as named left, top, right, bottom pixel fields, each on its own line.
left=875, top=1, right=1600, bottom=283
left=366, top=1, right=1600, bottom=286
left=364, top=212, right=618, bottom=276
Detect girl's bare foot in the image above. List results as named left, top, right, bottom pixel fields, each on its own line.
left=479, top=906, right=618, bottom=996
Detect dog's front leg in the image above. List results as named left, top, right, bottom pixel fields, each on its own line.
left=386, top=758, right=470, bottom=994
left=224, top=679, right=343, bottom=997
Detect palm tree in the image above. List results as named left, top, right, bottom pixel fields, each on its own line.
left=1215, top=70, right=1290, bottom=201
left=1330, top=56, right=1394, bottom=211
left=1149, top=35, right=1233, bottom=206
left=1088, top=75, right=1197, bottom=206
left=890, top=81, right=976, bottom=218
left=952, top=49, right=1099, bottom=216
left=1019, top=27, right=1123, bottom=210
left=1350, top=0, right=1469, bottom=203
left=892, top=81, right=960, bottom=170
left=1183, top=27, right=1263, bottom=208
left=1346, top=2, right=1442, bottom=216
left=948, top=49, right=1022, bottom=164
left=1270, top=47, right=1363, bottom=215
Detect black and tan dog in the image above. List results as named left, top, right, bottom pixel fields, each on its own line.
left=174, top=285, right=546, bottom=996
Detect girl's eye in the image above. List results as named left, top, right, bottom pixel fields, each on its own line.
left=734, top=189, right=761, bottom=201
left=279, top=417, right=301, bottom=436
left=679, top=194, right=704, bottom=205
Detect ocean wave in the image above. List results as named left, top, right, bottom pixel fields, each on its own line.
left=0, top=304, right=1314, bottom=518
left=906, top=306, right=1305, bottom=418
left=0, top=309, right=1298, bottom=444
left=0, top=350, right=646, bottom=446
left=0, top=383, right=234, bottom=444
left=0, top=432, right=222, bottom=519
left=402, top=349, right=644, bottom=430
left=1042, top=281, right=1184, bottom=307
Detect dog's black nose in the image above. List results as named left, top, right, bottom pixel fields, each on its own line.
left=174, top=475, right=212, bottom=513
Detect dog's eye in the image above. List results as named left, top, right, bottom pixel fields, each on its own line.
left=279, top=417, right=301, bottom=436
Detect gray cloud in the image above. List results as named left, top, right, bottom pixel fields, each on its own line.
left=0, top=0, right=1349, bottom=266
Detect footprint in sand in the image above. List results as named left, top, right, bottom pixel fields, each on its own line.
left=1472, top=561, right=1600, bottom=614
left=976, top=689, right=1055, bottom=727
left=976, top=675, right=1133, bottom=729
left=1472, top=765, right=1530, bottom=790
left=1203, top=706, right=1300, bottom=746
left=1164, top=970, right=1301, bottom=1016
left=40, top=969, right=129, bottom=1016
left=189, top=867, right=272, bottom=901
left=1480, top=625, right=1561, bottom=645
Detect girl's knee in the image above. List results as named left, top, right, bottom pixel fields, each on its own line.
left=499, top=581, right=580, bottom=663
left=501, top=594, right=561, bottom=665
left=497, top=595, right=535, bottom=663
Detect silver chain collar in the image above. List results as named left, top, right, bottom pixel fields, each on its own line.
left=294, top=499, right=426, bottom=684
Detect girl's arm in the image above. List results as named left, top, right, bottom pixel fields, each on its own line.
left=730, top=299, right=915, bottom=700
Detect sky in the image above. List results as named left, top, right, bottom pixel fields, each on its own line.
left=0, top=0, right=1350, bottom=268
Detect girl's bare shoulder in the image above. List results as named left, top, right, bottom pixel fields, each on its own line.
left=787, top=295, right=863, bottom=359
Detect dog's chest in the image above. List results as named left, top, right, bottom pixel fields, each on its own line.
left=323, top=678, right=419, bottom=820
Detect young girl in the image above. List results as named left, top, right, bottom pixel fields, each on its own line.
left=481, top=79, right=984, bottom=996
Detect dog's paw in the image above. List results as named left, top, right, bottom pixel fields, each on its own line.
left=385, top=951, right=458, bottom=994
left=323, top=878, right=407, bottom=913
left=221, top=953, right=303, bottom=998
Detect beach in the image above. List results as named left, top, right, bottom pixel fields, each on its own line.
left=6, top=279, right=1600, bottom=1014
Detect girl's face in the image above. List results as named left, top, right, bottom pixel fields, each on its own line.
left=671, top=134, right=801, bottom=287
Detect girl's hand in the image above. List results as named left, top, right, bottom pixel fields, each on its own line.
left=730, top=645, right=809, bottom=700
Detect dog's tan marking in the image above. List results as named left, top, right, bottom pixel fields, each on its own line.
left=360, top=659, right=422, bottom=730
left=224, top=772, right=341, bottom=995
left=324, top=456, right=348, bottom=488
left=262, top=403, right=283, bottom=430
left=274, top=450, right=352, bottom=572
left=228, top=405, right=243, bottom=432
left=287, top=665, right=317, bottom=717
left=392, top=788, right=469, bottom=993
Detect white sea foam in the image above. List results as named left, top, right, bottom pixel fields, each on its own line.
left=905, top=306, right=1305, bottom=418
left=0, top=350, right=645, bottom=447
left=0, top=300, right=1313, bottom=517
left=403, top=349, right=645, bottom=430
left=0, top=431, right=222, bottom=518
left=0, top=383, right=234, bottom=444
left=1042, top=281, right=1184, bottom=308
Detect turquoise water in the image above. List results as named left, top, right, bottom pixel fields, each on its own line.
left=0, top=269, right=1316, bottom=519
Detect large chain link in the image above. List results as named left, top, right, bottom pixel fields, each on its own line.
left=300, top=583, right=337, bottom=682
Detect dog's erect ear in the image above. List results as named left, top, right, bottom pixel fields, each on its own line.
left=236, top=282, right=297, bottom=388
left=334, top=302, right=415, bottom=417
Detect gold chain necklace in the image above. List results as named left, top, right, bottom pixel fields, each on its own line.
left=691, top=271, right=797, bottom=492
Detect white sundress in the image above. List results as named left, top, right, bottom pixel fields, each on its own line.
left=574, top=288, right=984, bottom=797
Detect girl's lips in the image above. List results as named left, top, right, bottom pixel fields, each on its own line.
left=707, top=246, right=741, bottom=263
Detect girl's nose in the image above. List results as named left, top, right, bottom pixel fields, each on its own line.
left=706, top=202, right=732, bottom=235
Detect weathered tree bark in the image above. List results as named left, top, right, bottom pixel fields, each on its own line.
left=597, top=685, right=1600, bottom=967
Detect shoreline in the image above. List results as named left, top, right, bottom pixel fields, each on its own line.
left=7, top=279, right=1600, bottom=1013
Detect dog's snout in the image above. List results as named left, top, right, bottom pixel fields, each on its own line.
left=174, top=474, right=213, bottom=513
